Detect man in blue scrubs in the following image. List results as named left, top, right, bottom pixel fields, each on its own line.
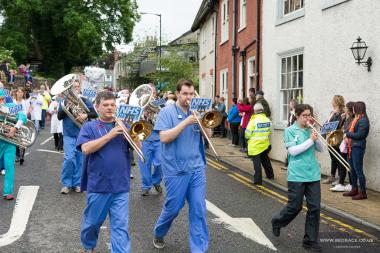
left=138, top=84, right=162, bottom=196
left=57, top=79, right=97, bottom=194
left=153, top=79, right=211, bottom=253
left=77, top=91, right=132, bottom=253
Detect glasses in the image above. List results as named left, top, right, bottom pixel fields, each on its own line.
left=301, top=113, right=312, bottom=118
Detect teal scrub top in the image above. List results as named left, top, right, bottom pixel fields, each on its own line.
left=284, top=122, right=321, bottom=182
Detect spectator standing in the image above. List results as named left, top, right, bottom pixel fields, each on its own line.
left=255, top=91, right=271, bottom=118
left=237, top=97, right=253, bottom=153
left=227, top=98, right=241, bottom=146
left=288, top=99, right=298, bottom=127
left=40, top=83, right=51, bottom=129
left=48, top=96, right=63, bottom=152
left=28, top=87, right=43, bottom=133
left=217, top=97, right=227, bottom=137
left=165, top=91, right=176, bottom=105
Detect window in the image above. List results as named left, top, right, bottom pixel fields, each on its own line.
left=201, top=27, right=207, bottom=58
left=283, top=0, right=304, bottom=15
left=221, top=0, right=229, bottom=43
left=220, top=69, right=229, bottom=103
left=239, top=0, right=247, bottom=30
left=211, top=15, right=215, bottom=52
left=276, top=0, right=305, bottom=26
left=280, top=53, right=303, bottom=122
left=247, top=57, right=256, bottom=95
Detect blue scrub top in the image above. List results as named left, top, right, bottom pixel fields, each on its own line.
left=154, top=104, right=206, bottom=176
left=76, top=120, right=131, bottom=193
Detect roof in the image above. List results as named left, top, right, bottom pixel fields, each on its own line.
left=191, top=0, right=215, bottom=31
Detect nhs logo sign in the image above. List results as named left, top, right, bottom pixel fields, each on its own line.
left=116, top=105, right=143, bottom=122
left=190, top=98, right=212, bottom=112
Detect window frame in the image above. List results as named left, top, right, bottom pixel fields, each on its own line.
left=221, top=0, right=229, bottom=44
left=247, top=56, right=256, bottom=96
left=276, top=0, right=305, bottom=26
left=239, top=0, right=247, bottom=31
left=220, top=68, right=229, bottom=103
left=321, top=0, right=350, bottom=11
left=276, top=48, right=304, bottom=129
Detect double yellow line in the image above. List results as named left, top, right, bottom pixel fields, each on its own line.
left=206, top=157, right=378, bottom=240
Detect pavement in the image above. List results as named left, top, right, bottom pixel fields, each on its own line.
left=207, top=136, right=380, bottom=232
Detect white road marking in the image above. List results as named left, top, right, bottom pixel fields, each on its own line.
left=206, top=200, right=277, bottom=251
left=40, top=136, right=53, bottom=145
left=25, top=153, right=30, bottom=156
left=36, top=149, right=62, bottom=154
left=0, top=186, right=39, bottom=247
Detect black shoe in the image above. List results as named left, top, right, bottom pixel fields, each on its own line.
left=271, top=221, right=280, bottom=237
left=253, top=181, right=262, bottom=185
left=239, top=148, right=248, bottom=153
left=142, top=189, right=149, bottom=196
left=20, top=158, right=24, bottom=165
left=153, top=237, right=165, bottom=249
left=154, top=184, right=163, bottom=194
left=302, top=242, right=322, bottom=252
left=131, top=161, right=136, bottom=166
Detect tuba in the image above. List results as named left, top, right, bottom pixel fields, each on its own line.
left=129, top=84, right=161, bottom=124
left=50, top=74, right=90, bottom=128
left=0, top=106, right=37, bottom=148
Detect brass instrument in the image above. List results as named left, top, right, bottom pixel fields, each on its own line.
left=0, top=108, right=37, bottom=148
left=115, top=84, right=156, bottom=162
left=50, top=74, right=90, bottom=128
left=308, top=116, right=350, bottom=172
left=191, top=91, right=223, bottom=159
left=129, top=84, right=160, bottom=124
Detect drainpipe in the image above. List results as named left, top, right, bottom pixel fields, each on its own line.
left=213, top=2, right=218, bottom=98
left=256, top=0, right=261, bottom=91
left=231, top=0, right=238, bottom=100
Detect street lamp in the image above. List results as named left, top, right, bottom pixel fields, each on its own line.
left=350, top=37, right=372, bottom=72
left=140, top=12, right=162, bottom=80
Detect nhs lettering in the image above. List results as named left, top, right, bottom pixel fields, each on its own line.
left=116, top=105, right=142, bottom=122
left=190, top=98, right=212, bottom=112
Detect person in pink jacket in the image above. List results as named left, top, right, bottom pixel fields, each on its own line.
left=237, top=97, right=253, bottom=153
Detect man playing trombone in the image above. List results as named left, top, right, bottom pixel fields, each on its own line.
left=152, top=79, right=210, bottom=252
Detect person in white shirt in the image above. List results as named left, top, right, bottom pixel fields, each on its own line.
left=49, top=96, right=63, bottom=152
left=28, top=87, right=43, bottom=133
left=165, top=91, right=176, bottom=106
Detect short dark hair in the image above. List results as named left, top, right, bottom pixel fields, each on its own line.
left=249, top=87, right=256, bottom=93
left=295, top=104, right=314, bottom=117
left=176, top=79, right=194, bottom=92
left=232, top=97, right=238, bottom=104
left=95, top=91, right=115, bottom=105
left=353, top=101, right=367, bottom=116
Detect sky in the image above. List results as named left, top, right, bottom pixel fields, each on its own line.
left=116, top=0, right=203, bottom=52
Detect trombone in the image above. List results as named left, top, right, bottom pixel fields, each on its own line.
left=190, top=91, right=223, bottom=159
left=307, top=116, right=351, bottom=172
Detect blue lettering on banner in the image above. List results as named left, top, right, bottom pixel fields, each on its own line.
left=257, top=122, right=271, bottom=128
left=321, top=121, right=339, bottom=135
left=3, top=89, right=10, bottom=96
left=8, top=104, right=23, bottom=114
left=116, top=105, right=143, bottom=122
left=82, top=89, right=97, bottom=99
left=190, top=98, right=212, bottom=111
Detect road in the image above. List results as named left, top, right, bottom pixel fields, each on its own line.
left=0, top=127, right=378, bottom=252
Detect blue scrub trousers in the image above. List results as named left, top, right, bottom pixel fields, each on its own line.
left=154, top=169, right=208, bottom=253
left=61, top=135, right=82, bottom=188
left=0, top=141, right=16, bottom=196
left=81, top=192, right=130, bottom=253
left=137, top=140, right=162, bottom=190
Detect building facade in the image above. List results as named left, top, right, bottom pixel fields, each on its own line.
left=262, top=0, right=380, bottom=191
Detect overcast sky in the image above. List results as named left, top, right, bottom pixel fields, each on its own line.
left=116, top=0, right=203, bottom=52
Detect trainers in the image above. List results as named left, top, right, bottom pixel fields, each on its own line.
left=321, top=176, right=336, bottom=184
left=153, top=237, right=165, bottom=249
left=142, top=189, right=150, bottom=196
left=4, top=194, right=15, bottom=200
left=1, top=170, right=5, bottom=176
left=154, top=184, right=163, bottom=194
left=130, top=174, right=134, bottom=179
left=60, top=187, right=70, bottom=194
left=82, top=249, right=95, bottom=253
left=344, top=184, right=352, bottom=192
left=302, top=242, right=322, bottom=252
left=331, top=177, right=340, bottom=186
left=330, top=184, right=345, bottom=192
left=74, top=186, right=81, bottom=193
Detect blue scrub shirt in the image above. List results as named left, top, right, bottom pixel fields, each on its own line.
left=154, top=104, right=206, bottom=176
left=76, top=120, right=131, bottom=193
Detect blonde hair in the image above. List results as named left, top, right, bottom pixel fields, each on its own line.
left=333, top=95, right=345, bottom=112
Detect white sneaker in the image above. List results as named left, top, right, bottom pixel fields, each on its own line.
left=331, top=177, right=340, bottom=186
left=330, top=184, right=345, bottom=192
left=1, top=170, right=5, bottom=176
left=60, top=187, right=70, bottom=194
left=344, top=184, right=352, bottom=192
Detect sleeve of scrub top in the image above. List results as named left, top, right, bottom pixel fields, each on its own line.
left=76, top=122, right=95, bottom=151
left=154, top=108, right=171, bottom=131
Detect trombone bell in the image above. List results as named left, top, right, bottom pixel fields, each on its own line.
left=201, top=111, right=223, bottom=129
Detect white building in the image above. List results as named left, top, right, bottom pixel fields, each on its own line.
left=191, top=0, right=217, bottom=98
left=262, top=0, right=380, bottom=191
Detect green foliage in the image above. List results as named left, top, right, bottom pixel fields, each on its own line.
left=0, top=46, right=17, bottom=68
left=0, top=0, right=139, bottom=77
left=149, top=47, right=199, bottom=92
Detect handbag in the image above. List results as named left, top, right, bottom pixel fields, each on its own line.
left=339, top=139, right=347, bottom=154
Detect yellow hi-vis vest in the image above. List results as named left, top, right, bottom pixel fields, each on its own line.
left=245, top=113, right=272, bottom=156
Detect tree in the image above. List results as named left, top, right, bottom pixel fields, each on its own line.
left=0, top=0, right=139, bottom=77
left=149, top=46, right=199, bottom=92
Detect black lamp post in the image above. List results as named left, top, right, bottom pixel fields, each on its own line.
left=140, top=12, right=162, bottom=80
left=350, top=37, right=372, bottom=72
